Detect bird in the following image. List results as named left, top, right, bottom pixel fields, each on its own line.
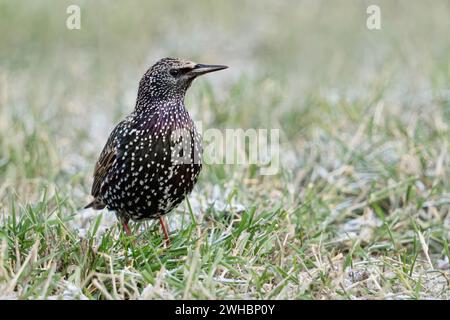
left=85, top=57, right=227, bottom=242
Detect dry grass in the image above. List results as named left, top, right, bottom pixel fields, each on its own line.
left=0, top=0, right=449, bottom=299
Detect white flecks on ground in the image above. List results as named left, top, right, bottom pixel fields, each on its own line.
left=139, top=268, right=176, bottom=300
left=187, top=185, right=246, bottom=213
left=168, top=185, right=246, bottom=231
left=68, top=208, right=116, bottom=239
left=47, top=281, right=89, bottom=300
left=436, top=256, right=449, bottom=270
left=335, top=209, right=383, bottom=243
left=0, top=285, right=18, bottom=300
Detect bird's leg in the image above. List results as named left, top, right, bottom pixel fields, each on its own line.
left=118, top=214, right=135, bottom=251
left=116, top=212, right=132, bottom=236
left=122, top=221, right=132, bottom=236
left=159, top=216, right=170, bottom=244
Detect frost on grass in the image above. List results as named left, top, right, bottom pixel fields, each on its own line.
left=0, top=0, right=449, bottom=300
left=68, top=208, right=117, bottom=239
left=336, top=209, right=383, bottom=244
left=47, top=281, right=89, bottom=300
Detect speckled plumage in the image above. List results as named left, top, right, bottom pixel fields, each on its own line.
left=86, top=58, right=227, bottom=236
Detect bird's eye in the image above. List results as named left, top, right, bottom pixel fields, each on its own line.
left=169, top=69, right=180, bottom=77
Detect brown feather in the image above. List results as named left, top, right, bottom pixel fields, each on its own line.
left=91, top=142, right=116, bottom=197
left=90, top=119, right=130, bottom=199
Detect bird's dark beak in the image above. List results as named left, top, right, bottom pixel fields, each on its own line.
left=188, top=64, right=228, bottom=76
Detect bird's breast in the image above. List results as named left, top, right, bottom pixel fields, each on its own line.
left=101, top=112, right=203, bottom=219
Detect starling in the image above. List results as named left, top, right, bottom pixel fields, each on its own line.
left=85, top=57, right=227, bottom=241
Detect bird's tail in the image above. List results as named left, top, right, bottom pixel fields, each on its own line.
left=84, top=198, right=106, bottom=210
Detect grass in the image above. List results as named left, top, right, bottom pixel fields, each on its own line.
left=0, top=0, right=449, bottom=299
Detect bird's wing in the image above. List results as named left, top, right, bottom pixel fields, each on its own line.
left=91, top=120, right=129, bottom=197
left=91, top=141, right=116, bottom=197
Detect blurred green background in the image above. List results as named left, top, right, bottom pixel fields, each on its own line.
left=1, top=0, right=448, bottom=199
left=0, top=0, right=449, bottom=299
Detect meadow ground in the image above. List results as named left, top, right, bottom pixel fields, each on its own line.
left=0, top=1, right=449, bottom=299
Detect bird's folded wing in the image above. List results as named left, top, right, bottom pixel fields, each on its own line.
left=90, top=120, right=129, bottom=197
left=91, top=142, right=116, bottom=197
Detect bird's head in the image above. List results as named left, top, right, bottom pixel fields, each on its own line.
left=138, top=57, right=228, bottom=102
